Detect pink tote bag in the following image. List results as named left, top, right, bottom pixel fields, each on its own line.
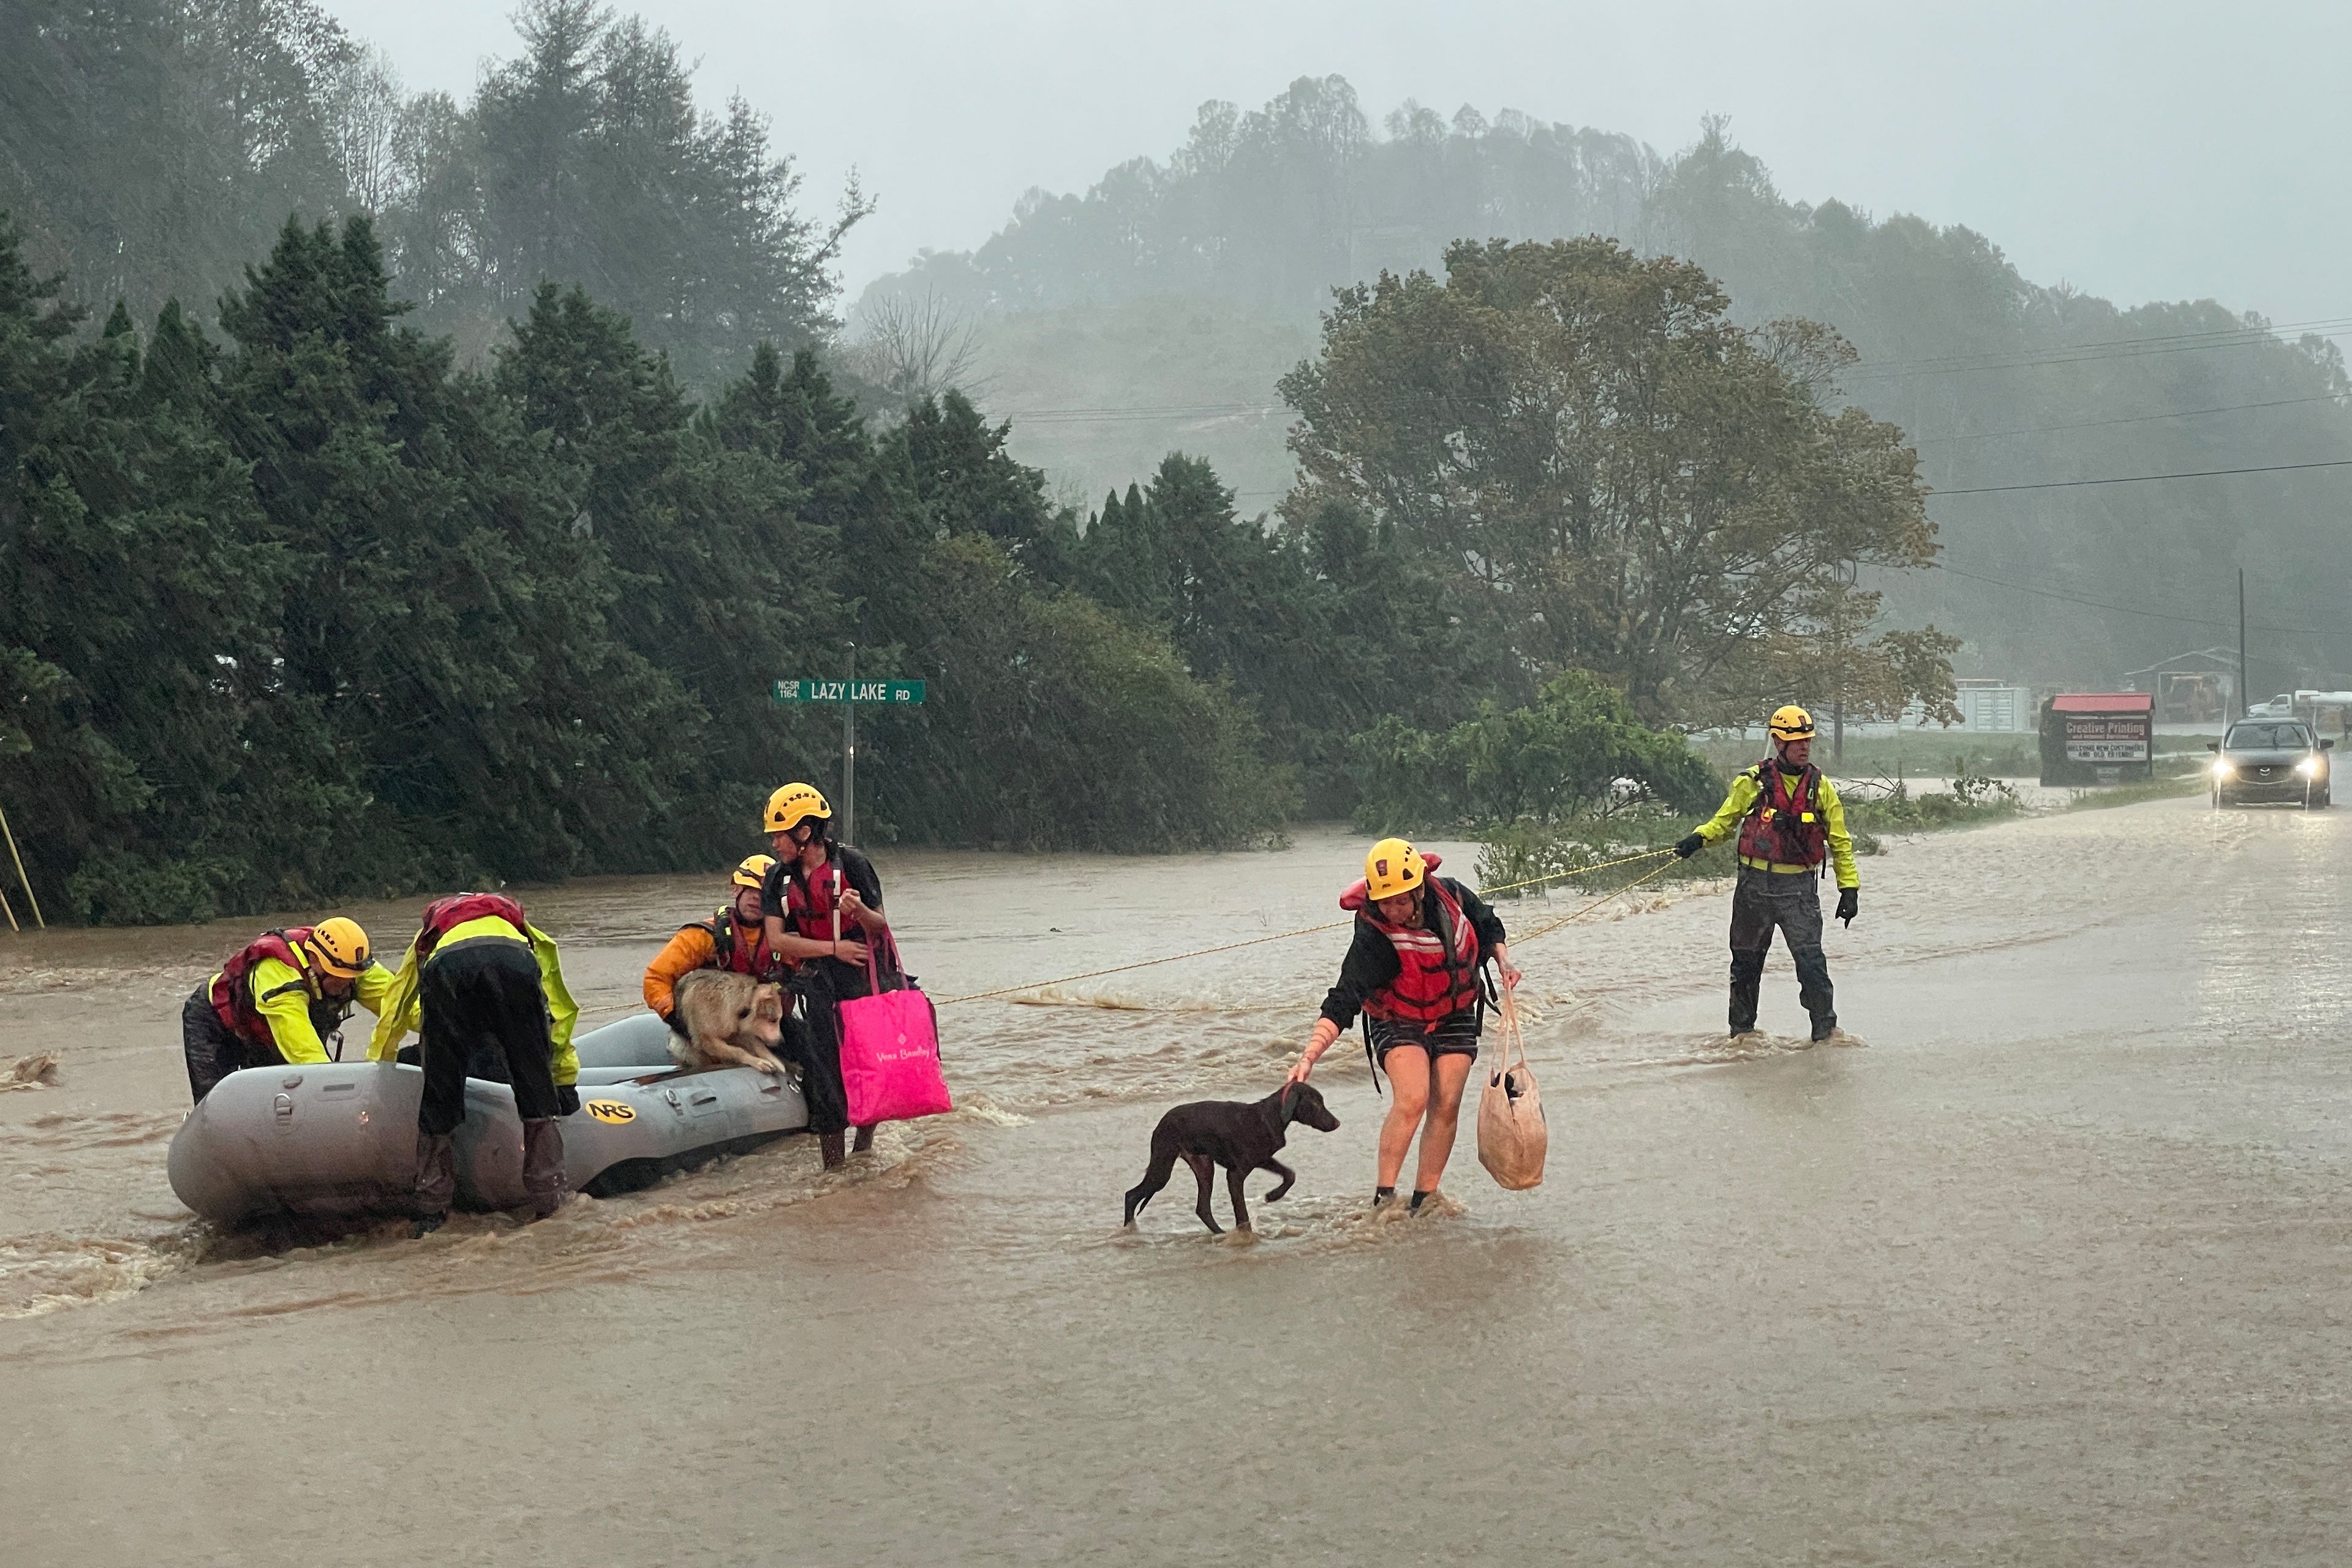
left=839, top=932, right=952, bottom=1125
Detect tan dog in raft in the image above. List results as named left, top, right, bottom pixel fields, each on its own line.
left=668, top=969, right=793, bottom=1075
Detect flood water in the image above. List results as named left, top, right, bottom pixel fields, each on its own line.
left=6, top=802, right=2351, bottom=1564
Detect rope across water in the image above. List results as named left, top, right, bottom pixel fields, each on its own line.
left=930, top=845, right=1683, bottom=1006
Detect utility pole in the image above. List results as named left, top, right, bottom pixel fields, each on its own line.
left=2237, top=568, right=2248, bottom=718
left=1831, top=559, right=1853, bottom=764
left=842, top=641, right=857, bottom=846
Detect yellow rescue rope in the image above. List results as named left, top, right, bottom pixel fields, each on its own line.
left=932, top=845, right=1679, bottom=1006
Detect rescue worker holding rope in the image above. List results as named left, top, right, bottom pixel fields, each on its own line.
left=369, top=894, right=581, bottom=1231
left=642, top=854, right=790, bottom=1026
left=1674, top=704, right=1858, bottom=1042
left=1287, top=838, right=1519, bottom=1211
left=179, top=918, right=389, bottom=1103
left=759, top=783, right=889, bottom=1170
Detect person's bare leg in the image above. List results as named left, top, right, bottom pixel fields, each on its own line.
left=1412, top=1053, right=1478, bottom=1195
left=1378, top=1047, right=1431, bottom=1191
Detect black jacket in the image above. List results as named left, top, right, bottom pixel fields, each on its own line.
left=1319, top=876, right=1507, bottom=1028
left=762, top=843, right=887, bottom=993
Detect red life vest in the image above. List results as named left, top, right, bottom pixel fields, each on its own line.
left=413, top=892, right=530, bottom=960
left=785, top=862, right=848, bottom=943
left=208, top=927, right=323, bottom=1051
left=1736, top=763, right=1829, bottom=868
left=1338, top=857, right=1483, bottom=1026
left=687, top=908, right=780, bottom=979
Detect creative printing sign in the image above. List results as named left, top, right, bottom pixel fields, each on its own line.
left=2063, top=713, right=2151, bottom=763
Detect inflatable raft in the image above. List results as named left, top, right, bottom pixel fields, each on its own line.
left=168, top=1012, right=809, bottom=1224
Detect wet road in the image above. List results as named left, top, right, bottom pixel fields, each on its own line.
left=4, top=799, right=2350, bottom=1564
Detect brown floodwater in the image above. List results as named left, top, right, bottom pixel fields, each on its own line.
left=4, top=804, right=2351, bottom=1564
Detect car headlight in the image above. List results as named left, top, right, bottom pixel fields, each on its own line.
left=2298, top=756, right=2322, bottom=777
left=2212, top=760, right=2234, bottom=778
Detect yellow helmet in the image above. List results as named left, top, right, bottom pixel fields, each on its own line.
left=1363, top=837, right=1428, bottom=902
left=304, top=917, right=372, bottom=979
left=1767, top=704, right=1816, bottom=742
left=731, top=853, right=775, bottom=892
left=762, top=782, right=831, bottom=835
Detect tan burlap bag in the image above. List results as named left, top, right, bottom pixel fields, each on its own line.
left=1476, top=989, right=1547, bottom=1190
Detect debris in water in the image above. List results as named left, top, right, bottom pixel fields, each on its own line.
left=4, top=1053, right=59, bottom=1091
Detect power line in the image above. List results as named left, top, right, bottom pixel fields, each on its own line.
left=1910, top=391, right=2349, bottom=449
left=1226, top=444, right=2352, bottom=505
left=1837, top=314, right=2352, bottom=383
left=1929, top=561, right=2329, bottom=636
left=990, top=309, right=2352, bottom=427
left=1932, top=455, right=2352, bottom=497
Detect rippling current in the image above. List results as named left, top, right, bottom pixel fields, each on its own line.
left=7, top=804, right=2352, bottom=1564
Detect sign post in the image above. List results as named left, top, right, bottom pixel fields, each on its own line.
left=771, top=660, right=929, bottom=845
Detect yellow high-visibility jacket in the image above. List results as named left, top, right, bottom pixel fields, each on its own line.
left=367, top=916, right=580, bottom=1086
left=1692, top=764, right=1859, bottom=890
left=211, top=957, right=398, bottom=1064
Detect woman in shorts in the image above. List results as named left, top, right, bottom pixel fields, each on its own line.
left=1286, top=837, right=1517, bottom=1210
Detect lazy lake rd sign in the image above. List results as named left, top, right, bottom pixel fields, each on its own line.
left=771, top=679, right=927, bottom=705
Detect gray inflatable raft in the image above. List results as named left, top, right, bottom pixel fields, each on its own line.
left=168, top=1012, right=808, bottom=1224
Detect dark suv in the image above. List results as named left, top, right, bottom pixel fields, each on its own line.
left=2210, top=720, right=2333, bottom=808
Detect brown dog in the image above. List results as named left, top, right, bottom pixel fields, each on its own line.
left=1123, top=1082, right=1340, bottom=1234
left=668, top=969, right=791, bottom=1075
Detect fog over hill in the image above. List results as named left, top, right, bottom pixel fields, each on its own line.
left=859, top=80, right=2352, bottom=694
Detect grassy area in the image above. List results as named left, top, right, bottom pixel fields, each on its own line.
left=1839, top=776, right=2026, bottom=852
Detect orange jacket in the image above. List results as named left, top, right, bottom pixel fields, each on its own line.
left=643, top=910, right=782, bottom=1019
left=643, top=925, right=721, bottom=1020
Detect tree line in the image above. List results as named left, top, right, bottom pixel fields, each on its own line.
left=0, top=214, right=1298, bottom=924
left=1, top=0, right=855, bottom=390
left=6, top=205, right=1948, bottom=923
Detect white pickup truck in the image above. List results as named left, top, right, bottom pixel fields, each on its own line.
left=2248, top=690, right=2352, bottom=722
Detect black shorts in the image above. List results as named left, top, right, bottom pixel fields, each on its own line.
left=1366, top=1011, right=1481, bottom=1066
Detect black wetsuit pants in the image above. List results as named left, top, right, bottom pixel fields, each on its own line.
left=418, top=938, right=563, bottom=1137
left=1728, top=865, right=1836, bottom=1035
left=181, top=987, right=258, bottom=1104
left=791, top=960, right=873, bottom=1136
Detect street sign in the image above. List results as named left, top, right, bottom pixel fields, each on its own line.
left=771, top=678, right=926, bottom=706
left=773, top=658, right=925, bottom=846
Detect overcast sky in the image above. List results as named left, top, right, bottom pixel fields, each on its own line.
left=320, top=0, right=2351, bottom=325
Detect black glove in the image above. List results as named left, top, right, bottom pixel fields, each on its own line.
left=1673, top=832, right=1705, bottom=860
left=556, top=1085, right=582, bottom=1117
left=1836, top=888, right=1858, bottom=927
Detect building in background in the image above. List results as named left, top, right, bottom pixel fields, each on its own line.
left=2120, top=649, right=2239, bottom=729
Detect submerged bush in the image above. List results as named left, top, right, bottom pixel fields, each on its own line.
left=1348, top=669, right=1720, bottom=835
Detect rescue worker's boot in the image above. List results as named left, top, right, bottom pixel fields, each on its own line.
left=820, top=1131, right=847, bottom=1170
left=412, top=1131, right=457, bottom=1236
left=851, top=1124, right=875, bottom=1156
left=520, top=1117, right=568, bottom=1219
left=1727, top=949, right=1767, bottom=1036
left=1792, top=944, right=1837, bottom=1042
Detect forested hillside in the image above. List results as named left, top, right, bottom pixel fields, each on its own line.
left=1, top=0, right=859, bottom=385
left=864, top=84, right=2352, bottom=692
left=0, top=214, right=1306, bottom=922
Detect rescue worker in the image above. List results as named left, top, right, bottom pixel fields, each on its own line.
left=179, top=918, right=390, bottom=1103
left=758, top=783, right=886, bottom=1170
left=1673, top=703, right=1859, bottom=1042
left=369, top=894, right=581, bottom=1232
left=1285, top=838, right=1520, bottom=1211
left=642, top=854, right=788, bottom=1028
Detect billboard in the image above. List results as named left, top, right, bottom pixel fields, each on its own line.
left=2062, top=713, right=2151, bottom=764
left=2040, top=693, right=2157, bottom=785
